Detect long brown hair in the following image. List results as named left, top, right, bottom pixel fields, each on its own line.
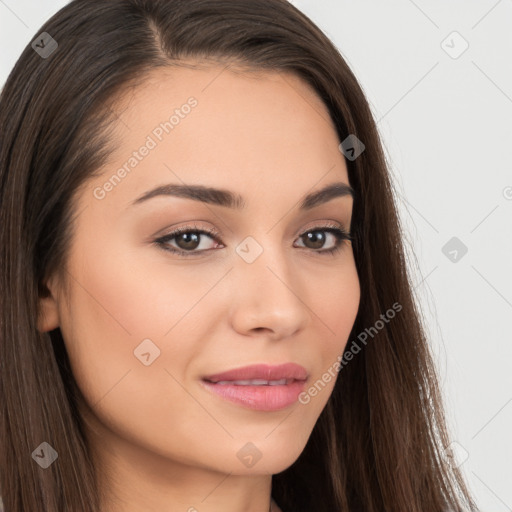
left=0, top=1, right=478, bottom=510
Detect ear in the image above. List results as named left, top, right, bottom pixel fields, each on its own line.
left=37, top=274, right=61, bottom=332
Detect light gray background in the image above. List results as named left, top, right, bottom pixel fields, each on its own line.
left=1, top=1, right=511, bottom=510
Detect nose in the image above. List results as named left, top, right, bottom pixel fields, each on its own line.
left=228, top=241, right=311, bottom=340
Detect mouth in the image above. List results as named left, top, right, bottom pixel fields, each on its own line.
left=200, top=363, right=309, bottom=411
left=203, top=378, right=296, bottom=386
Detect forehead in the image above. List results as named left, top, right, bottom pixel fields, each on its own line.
left=81, top=62, right=350, bottom=215
left=112, top=61, right=333, bottom=127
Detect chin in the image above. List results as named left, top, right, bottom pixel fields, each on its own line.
left=224, top=438, right=309, bottom=476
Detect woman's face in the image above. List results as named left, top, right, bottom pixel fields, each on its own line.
left=39, top=64, right=360, bottom=485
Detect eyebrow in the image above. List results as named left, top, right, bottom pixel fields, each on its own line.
left=129, top=181, right=355, bottom=211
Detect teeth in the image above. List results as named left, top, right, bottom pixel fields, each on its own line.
left=268, top=379, right=287, bottom=386
left=214, top=379, right=288, bottom=386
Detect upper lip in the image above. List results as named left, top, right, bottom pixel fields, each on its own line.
left=203, top=363, right=308, bottom=383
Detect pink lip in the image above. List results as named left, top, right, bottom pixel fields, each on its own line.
left=201, top=363, right=309, bottom=411
left=203, top=363, right=308, bottom=383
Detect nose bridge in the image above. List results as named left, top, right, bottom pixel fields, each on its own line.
left=229, top=232, right=309, bottom=335
left=235, top=233, right=293, bottom=291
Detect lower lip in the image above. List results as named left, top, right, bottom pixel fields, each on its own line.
left=200, top=379, right=307, bottom=411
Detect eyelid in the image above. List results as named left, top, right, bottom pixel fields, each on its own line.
left=299, top=220, right=347, bottom=235
left=159, top=223, right=219, bottom=240
left=156, top=220, right=349, bottom=238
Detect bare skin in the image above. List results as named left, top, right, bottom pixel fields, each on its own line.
left=38, top=62, right=360, bottom=512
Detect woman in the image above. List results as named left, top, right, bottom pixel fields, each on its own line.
left=0, top=0, right=478, bottom=511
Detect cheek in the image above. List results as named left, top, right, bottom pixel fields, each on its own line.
left=316, top=256, right=361, bottom=355
left=54, top=237, right=149, bottom=409
left=57, top=257, right=212, bottom=466
left=63, top=225, right=199, bottom=342
left=306, top=257, right=360, bottom=403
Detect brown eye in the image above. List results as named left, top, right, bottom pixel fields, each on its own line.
left=155, top=225, right=222, bottom=256
left=155, top=224, right=352, bottom=258
left=301, top=230, right=327, bottom=250
left=295, top=227, right=352, bottom=254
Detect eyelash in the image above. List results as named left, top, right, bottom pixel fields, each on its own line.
left=154, top=222, right=353, bottom=258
